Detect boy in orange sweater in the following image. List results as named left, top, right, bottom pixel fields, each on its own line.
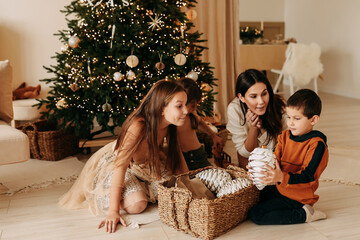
left=249, top=89, right=328, bottom=224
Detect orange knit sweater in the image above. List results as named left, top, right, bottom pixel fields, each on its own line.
left=274, top=130, right=329, bottom=206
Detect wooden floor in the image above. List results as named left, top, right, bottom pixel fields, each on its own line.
left=1, top=91, right=360, bottom=240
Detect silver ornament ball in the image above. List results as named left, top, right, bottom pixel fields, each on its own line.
left=113, top=72, right=124, bottom=81
left=186, top=70, right=198, bottom=81
left=68, top=35, right=80, bottom=48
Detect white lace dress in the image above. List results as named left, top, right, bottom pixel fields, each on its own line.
left=59, top=141, right=169, bottom=216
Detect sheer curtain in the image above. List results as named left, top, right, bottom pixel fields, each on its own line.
left=193, top=0, right=241, bottom=123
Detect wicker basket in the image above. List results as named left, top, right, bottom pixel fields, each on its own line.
left=18, top=120, right=78, bottom=161
left=158, top=165, right=259, bottom=240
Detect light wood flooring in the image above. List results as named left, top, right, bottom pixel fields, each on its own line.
left=1, top=92, right=360, bottom=240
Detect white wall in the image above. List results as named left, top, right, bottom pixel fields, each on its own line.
left=0, top=1, right=359, bottom=99
left=285, top=0, right=360, bottom=99
left=0, top=0, right=71, bottom=95
left=239, top=0, right=284, bottom=21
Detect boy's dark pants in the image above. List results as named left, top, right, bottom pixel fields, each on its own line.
left=248, top=185, right=307, bottom=225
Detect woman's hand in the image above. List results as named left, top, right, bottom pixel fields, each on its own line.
left=98, top=210, right=127, bottom=233
left=260, top=160, right=283, bottom=185
left=246, top=109, right=262, bottom=129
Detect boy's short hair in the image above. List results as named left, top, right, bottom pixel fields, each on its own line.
left=287, top=89, right=322, bottom=118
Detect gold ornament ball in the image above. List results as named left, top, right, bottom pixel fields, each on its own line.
left=174, top=53, right=186, bottom=66
left=186, top=70, right=198, bottom=81
left=68, top=35, right=80, bottom=48
left=155, top=62, right=165, bottom=71
left=113, top=72, right=124, bottom=81
left=186, top=9, right=197, bottom=21
left=126, top=55, right=139, bottom=68
left=126, top=70, right=136, bottom=80
left=201, top=83, right=211, bottom=92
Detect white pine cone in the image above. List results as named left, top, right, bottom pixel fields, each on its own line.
left=217, top=177, right=252, bottom=197
left=195, top=168, right=232, bottom=193
left=248, top=147, right=276, bottom=190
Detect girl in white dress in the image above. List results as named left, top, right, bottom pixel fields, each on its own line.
left=59, top=80, right=189, bottom=233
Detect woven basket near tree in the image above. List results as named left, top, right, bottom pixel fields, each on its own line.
left=18, top=120, right=78, bottom=161
left=158, top=165, right=259, bottom=240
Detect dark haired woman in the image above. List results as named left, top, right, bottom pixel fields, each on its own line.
left=226, top=69, right=285, bottom=169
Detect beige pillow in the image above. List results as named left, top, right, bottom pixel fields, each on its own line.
left=0, top=60, right=14, bottom=123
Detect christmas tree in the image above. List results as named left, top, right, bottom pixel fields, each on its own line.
left=37, top=0, right=216, bottom=139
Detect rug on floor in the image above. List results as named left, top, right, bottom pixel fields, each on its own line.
left=0, top=157, right=84, bottom=195
left=321, top=146, right=360, bottom=185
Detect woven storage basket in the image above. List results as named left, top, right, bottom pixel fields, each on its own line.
left=158, top=165, right=259, bottom=240
left=18, top=120, right=78, bottom=161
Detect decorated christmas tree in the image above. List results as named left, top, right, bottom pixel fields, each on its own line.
left=37, top=0, right=216, bottom=139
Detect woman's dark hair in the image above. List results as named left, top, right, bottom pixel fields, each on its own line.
left=177, top=77, right=202, bottom=129
left=115, top=80, right=186, bottom=178
left=235, top=69, right=285, bottom=145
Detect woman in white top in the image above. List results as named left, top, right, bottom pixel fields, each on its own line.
left=227, top=69, right=285, bottom=169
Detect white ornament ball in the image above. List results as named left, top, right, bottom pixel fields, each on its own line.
left=201, top=83, right=211, bottom=92
left=186, top=9, right=198, bottom=21
left=61, top=44, right=69, bottom=52
left=126, top=70, right=136, bottom=80
left=174, top=53, right=186, bottom=66
left=186, top=70, right=198, bottom=81
left=126, top=55, right=139, bottom=68
left=113, top=72, right=124, bottom=81
left=68, top=35, right=80, bottom=48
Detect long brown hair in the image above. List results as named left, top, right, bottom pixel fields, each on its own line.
left=235, top=69, right=285, bottom=145
left=114, top=80, right=186, bottom=178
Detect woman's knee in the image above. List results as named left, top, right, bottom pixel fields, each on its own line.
left=124, top=200, right=148, bottom=214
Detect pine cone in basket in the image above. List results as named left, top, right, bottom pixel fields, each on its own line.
left=195, top=168, right=232, bottom=193
left=217, top=177, right=252, bottom=197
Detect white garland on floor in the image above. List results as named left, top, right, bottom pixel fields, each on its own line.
left=2, top=174, right=79, bottom=196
